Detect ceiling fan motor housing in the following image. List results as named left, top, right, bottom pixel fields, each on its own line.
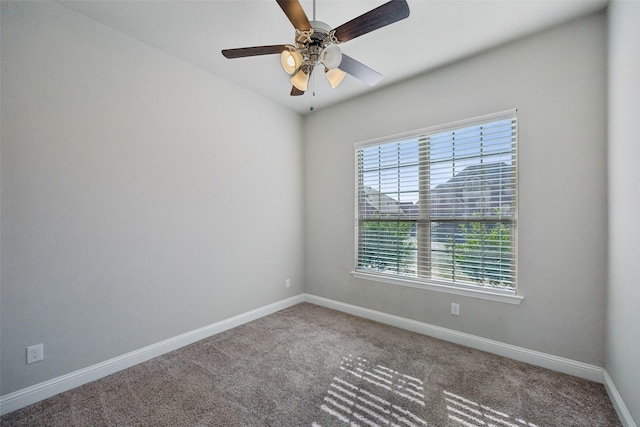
left=296, top=21, right=342, bottom=69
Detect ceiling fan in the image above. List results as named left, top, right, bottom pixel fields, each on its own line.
left=221, top=0, right=410, bottom=96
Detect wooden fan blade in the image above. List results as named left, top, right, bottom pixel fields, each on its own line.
left=290, top=86, right=305, bottom=96
left=333, top=0, right=410, bottom=43
left=276, top=0, right=311, bottom=32
left=222, top=44, right=292, bottom=59
left=338, top=54, right=382, bottom=86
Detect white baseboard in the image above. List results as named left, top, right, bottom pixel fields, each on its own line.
left=0, top=294, right=304, bottom=416
left=603, top=370, right=638, bottom=427
left=303, top=294, right=605, bottom=382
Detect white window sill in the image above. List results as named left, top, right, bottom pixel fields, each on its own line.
left=351, top=271, right=523, bottom=305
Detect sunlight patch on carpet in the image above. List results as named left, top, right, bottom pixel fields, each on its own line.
left=444, top=390, right=539, bottom=427
left=315, top=354, right=428, bottom=427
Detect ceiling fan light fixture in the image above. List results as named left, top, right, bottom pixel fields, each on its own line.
left=320, top=44, right=342, bottom=69
left=325, top=67, right=346, bottom=88
left=291, top=68, right=310, bottom=91
left=281, top=50, right=303, bottom=75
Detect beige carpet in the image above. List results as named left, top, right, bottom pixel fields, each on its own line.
left=1, top=303, right=621, bottom=426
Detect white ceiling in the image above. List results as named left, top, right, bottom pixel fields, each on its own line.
left=56, top=0, right=607, bottom=115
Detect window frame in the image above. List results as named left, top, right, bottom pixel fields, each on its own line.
left=352, top=110, right=522, bottom=305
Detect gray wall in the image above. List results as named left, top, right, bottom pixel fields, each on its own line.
left=305, top=12, right=608, bottom=366
left=1, top=1, right=304, bottom=395
left=606, top=1, right=640, bottom=422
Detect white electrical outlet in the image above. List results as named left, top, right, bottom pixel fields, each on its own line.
left=451, top=303, right=460, bottom=316
left=285, top=278, right=291, bottom=288
left=27, top=343, right=44, bottom=364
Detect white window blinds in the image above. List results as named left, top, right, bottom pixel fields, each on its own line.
left=355, top=110, right=517, bottom=291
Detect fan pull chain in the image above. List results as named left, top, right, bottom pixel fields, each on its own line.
left=310, top=66, right=316, bottom=112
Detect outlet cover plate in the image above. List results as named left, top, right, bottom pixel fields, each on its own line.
left=27, top=343, right=44, bottom=364
left=451, top=303, right=460, bottom=316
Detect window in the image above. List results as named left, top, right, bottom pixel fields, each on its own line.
left=354, top=110, right=518, bottom=299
